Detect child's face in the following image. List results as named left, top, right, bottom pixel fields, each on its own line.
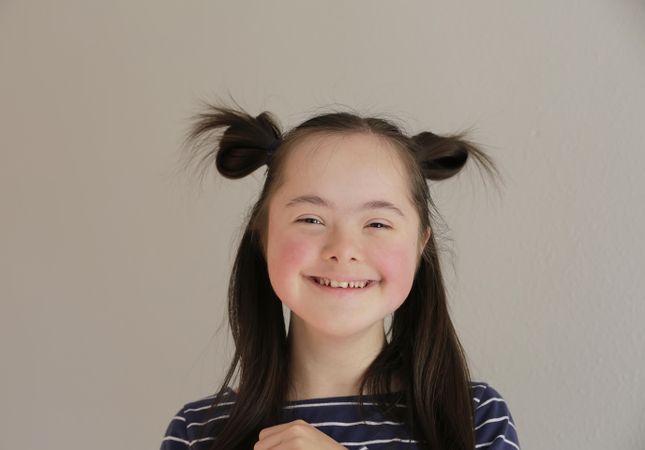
left=266, top=132, right=429, bottom=338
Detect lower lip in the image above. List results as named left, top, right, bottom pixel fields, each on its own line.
left=306, top=276, right=378, bottom=296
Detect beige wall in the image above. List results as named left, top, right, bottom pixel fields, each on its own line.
left=2, top=1, right=644, bottom=449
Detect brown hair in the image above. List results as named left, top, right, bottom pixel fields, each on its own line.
left=178, top=98, right=501, bottom=449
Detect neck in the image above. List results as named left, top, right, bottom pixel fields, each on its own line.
left=285, top=311, right=389, bottom=401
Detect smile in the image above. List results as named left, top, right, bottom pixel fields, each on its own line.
left=307, top=276, right=377, bottom=292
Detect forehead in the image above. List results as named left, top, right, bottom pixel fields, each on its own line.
left=274, top=132, right=414, bottom=211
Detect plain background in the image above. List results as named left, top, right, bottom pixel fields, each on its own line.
left=2, top=1, right=644, bottom=449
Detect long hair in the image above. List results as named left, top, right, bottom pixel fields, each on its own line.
left=177, top=98, right=501, bottom=449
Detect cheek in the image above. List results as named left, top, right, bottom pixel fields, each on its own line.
left=372, top=243, right=418, bottom=304
left=267, top=234, right=311, bottom=282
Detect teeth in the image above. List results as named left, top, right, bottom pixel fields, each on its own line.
left=315, top=278, right=368, bottom=289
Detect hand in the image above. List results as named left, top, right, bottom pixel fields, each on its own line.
left=254, top=419, right=347, bottom=449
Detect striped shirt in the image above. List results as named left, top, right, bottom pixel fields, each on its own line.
left=160, top=381, right=520, bottom=449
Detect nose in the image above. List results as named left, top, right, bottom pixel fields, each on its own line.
left=321, top=226, right=360, bottom=263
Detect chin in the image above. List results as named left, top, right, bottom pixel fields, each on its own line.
left=293, top=314, right=386, bottom=339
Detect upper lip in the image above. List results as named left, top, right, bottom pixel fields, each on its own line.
left=308, top=275, right=376, bottom=282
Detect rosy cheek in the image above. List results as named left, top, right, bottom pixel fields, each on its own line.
left=373, top=245, right=417, bottom=300
left=373, top=242, right=406, bottom=275
left=268, top=235, right=311, bottom=276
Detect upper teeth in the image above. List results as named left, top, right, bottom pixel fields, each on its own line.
left=315, top=278, right=369, bottom=289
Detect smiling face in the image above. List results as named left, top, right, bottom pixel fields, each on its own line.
left=265, top=132, right=430, bottom=339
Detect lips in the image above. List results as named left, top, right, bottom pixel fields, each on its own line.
left=308, top=275, right=375, bottom=283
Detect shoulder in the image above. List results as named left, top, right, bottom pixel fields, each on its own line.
left=160, top=389, right=236, bottom=450
left=469, top=381, right=521, bottom=449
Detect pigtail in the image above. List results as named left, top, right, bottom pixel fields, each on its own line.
left=412, top=130, right=500, bottom=184
left=179, top=101, right=282, bottom=182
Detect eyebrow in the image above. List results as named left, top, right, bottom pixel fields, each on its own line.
left=285, top=195, right=406, bottom=217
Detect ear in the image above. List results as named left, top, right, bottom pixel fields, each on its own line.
left=420, top=226, right=431, bottom=254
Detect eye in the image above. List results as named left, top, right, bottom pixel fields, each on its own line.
left=297, top=217, right=323, bottom=225
left=368, top=222, right=391, bottom=229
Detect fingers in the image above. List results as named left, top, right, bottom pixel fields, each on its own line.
left=258, top=419, right=308, bottom=440
left=256, top=419, right=346, bottom=450
left=256, top=420, right=310, bottom=450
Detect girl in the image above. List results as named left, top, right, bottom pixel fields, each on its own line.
left=160, top=101, right=520, bottom=450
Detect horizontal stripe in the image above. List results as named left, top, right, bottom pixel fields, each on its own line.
left=283, top=400, right=407, bottom=409
left=160, top=381, right=520, bottom=449
left=339, top=437, right=419, bottom=446
left=476, top=396, right=507, bottom=409
left=310, top=420, right=405, bottom=427
left=186, top=415, right=230, bottom=429
left=474, top=415, right=517, bottom=431
left=160, top=436, right=188, bottom=445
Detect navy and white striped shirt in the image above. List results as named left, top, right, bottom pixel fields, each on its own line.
left=160, top=381, right=520, bottom=449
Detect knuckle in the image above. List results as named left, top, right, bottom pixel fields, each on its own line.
left=293, top=423, right=308, bottom=433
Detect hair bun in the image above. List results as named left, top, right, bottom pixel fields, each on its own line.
left=216, top=111, right=282, bottom=179
left=412, top=131, right=473, bottom=181
left=180, top=103, right=283, bottom=181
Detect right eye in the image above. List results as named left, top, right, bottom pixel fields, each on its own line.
left=297, top=217, right=323, bottom=225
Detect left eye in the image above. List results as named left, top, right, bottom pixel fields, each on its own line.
left=369, top=222, right=391, bottom=229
